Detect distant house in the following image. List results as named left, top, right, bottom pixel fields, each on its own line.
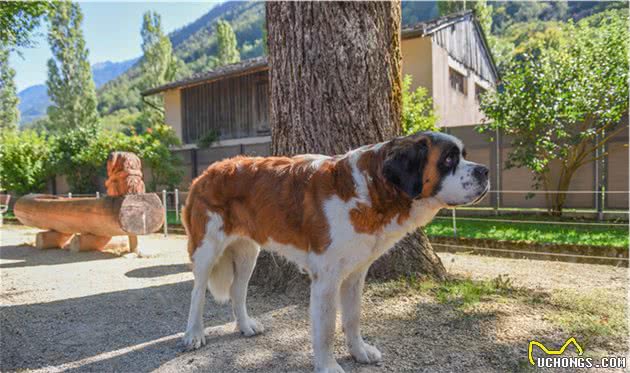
left=142, top=11, right=497, bottom=147
left=140, top=11, right=627, bottom=213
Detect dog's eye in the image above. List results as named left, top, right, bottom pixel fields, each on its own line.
left=444, top=156, right=455, bottom=168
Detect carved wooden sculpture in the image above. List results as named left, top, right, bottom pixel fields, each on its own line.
left=105, top=151, right=145, bottom=196
left=14, top=151, right=163, bottom=252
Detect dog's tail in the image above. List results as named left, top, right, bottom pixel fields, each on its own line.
left=207, top=250, right=233, bottom=304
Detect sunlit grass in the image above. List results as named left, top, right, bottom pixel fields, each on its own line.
left=368, top=275, right=628, bottom=345
left=425, top=216, right=628, bottom=248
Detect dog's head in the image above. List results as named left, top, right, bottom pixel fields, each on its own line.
left=382, top=131, right=489, bottom=206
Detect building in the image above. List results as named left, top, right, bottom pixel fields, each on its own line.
left=141, top=12, right=627, bottom=212
left=142, top=11, right=499, bottom=186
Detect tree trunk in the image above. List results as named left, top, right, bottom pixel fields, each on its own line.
left=256, top=1, right=446, bottom=286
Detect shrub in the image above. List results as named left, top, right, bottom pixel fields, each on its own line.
left=0, top=130, right=53, bottom=195
left=401, top=74, right=438, bottom=135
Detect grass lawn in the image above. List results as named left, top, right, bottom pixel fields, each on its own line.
left=425, top=214, right=628, bottom=248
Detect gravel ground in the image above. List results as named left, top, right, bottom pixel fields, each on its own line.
left=1, top=225, right=628, bottom=373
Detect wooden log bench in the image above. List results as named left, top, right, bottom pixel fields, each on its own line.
left=14, top=193, right=163, bottom=252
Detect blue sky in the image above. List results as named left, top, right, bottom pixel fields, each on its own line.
left=10, top=1, right=219, bottom=92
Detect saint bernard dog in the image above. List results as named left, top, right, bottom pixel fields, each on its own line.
left=181, top=131, right=489, bottom=372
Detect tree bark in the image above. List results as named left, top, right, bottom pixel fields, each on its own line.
left=257, top=1, right=446, bottom=285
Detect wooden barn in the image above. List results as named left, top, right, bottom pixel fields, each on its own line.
left=142, top=11, right=498, bottom=147
left=139, top=10, right=627, bottom=212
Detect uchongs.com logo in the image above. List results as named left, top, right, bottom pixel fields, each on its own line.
left=528, top=337, right=626, bottom=369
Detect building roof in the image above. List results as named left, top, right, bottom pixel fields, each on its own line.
left=143, top=11, right=498, bottom=96
left=402, top=10, right=499, bottom=81
left=142, top=56, right=268, bottom=96
left=401, top=10, right=473, bottom=39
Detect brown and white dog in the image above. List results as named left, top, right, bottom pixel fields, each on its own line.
left=182, top=131, right=489, bottom=372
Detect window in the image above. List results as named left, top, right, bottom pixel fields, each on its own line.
left=475, top=84, right=486, bottom=103
left=449, top=67, right=467, bottom=95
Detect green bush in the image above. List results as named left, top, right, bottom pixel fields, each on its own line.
left=401, top=74, right=438, bottom=135
left=0, top=130, right=53, bottom=195
left=52, top=123, right=184, bottom=193
left=0, top=119, right=184, bottom=195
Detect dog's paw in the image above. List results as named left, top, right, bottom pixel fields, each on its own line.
left=350, top=341, right=382, bottom=364
left=237, top=317, right=264, bottom=337
left=315, top=361, right=345, bottom=373
left=182, top=328, right=206, bottom=350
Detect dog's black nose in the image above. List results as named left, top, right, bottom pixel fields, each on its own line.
left=473, top=165, right=489, bottom=181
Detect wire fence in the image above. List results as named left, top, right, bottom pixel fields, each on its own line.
left=2, top=190, right=628, bottom=256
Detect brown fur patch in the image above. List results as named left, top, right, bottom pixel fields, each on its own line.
left=184, top=135, right=451, bottom=258
left=350, top=144, right=414, bottom=234
left=184, top=155, right=356, bottom=257
left=420, top=143, right=443, bottom=198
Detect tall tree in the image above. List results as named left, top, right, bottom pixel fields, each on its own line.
left=263, top=1, right=446, bottom=286
left=481, top=10, right=629, bottom=214
left=215, top=19, right=240, bottom=66
left=0, top=45, right=20, bottom=131
left=0, top=1, right=52, bottom=49
left=138, top=11, right=184, bottom=131
left=438, top=0, right=492, bottom=34
left=46, top=1, right=99, bottom=132
left=140, top=11, right=180, bottom=90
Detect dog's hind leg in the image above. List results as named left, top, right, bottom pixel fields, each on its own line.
left=340, top=267, right=381, bottom=364
left=229, top=240, right=264, bottom=336
left=183, top=239, right=219, bottom=350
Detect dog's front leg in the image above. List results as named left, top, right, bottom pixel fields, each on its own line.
left=310, top=276, right=344, bottom=373
left=340, top=268, right=382, bottom=364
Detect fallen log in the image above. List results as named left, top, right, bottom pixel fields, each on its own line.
left=14, top=194, right=164, bottom=237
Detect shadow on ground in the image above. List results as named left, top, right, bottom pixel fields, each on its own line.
left=0, top=243, right=118, bottom=269
left=125, top=264, right=190, bottom=278
left=1, top=276, right=552, bottom=373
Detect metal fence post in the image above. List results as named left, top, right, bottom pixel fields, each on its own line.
left=175, top=188, right=180, bottom=224
left=162, top=189, right=168, bottom=237
left=597, top=185, right=604, bottom=221
left=452, top=208, right=457, bottom=238
left=495, top=127, right=501, bottom=216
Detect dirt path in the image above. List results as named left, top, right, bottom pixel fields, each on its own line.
left=1, top=225, right=628, bottom=372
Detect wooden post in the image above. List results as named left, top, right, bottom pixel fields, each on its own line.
left=68, top=234, right=137, bottom=252
left=192, top=148, right=199, bottom=178
left=35, top=230, right=73, bottom=250
left=162, top=190, right=168, bottom=237
left=175, top=189, right=180, bottom=224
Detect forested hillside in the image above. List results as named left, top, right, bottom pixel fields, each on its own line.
left=18, top=57, right=137, bottom=124
left=97, top=1, right=265, bottom=116
left=90, top=0, right=630, bottom=122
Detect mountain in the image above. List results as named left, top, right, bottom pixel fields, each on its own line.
left=92, top=58, right=139, bottom=87
left=92, top=0, right=630, bottom=118
left=17, top=85, right=49, bottom=125
left=17, top=57, right=138, bottom=125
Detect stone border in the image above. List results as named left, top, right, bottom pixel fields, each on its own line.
left=430, top=236, right=628, bottom=267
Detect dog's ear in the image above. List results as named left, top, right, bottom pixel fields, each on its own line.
left=382, top=138, right=428, bottom=199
